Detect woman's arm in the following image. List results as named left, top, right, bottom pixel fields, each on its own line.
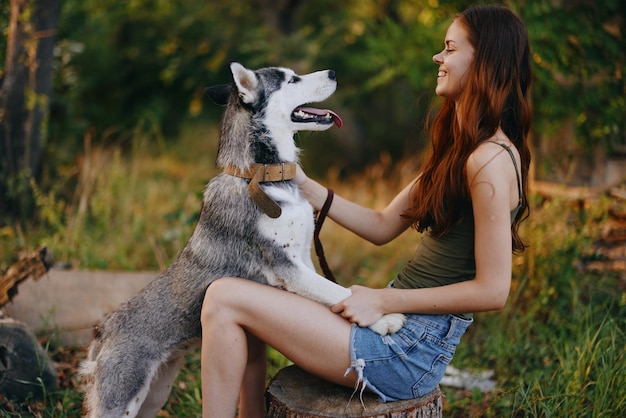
left=295, top=165, right=413, bottom=245
left=332, top=143, right=518, bottom=325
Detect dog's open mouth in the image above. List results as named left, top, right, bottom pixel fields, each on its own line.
left=291, top=107, right=343, bottom=128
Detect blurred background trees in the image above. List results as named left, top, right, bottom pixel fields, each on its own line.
left=1, top=0, right=60, bottom=219
left=1, top=0, right=625, bottom=223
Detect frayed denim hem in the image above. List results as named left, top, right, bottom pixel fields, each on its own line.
left=348, top=324, right=390, bottom=404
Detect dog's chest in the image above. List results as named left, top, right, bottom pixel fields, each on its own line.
left=257, top=187, right=315, bottom=254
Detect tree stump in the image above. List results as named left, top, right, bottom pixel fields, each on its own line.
left=0, top=318, right=57, bottom=401
left=265, top=365, right=443, bottom=418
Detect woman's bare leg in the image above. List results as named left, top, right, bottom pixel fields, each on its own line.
left=200, top=277, right=356, bottom=418
left=237, top=333, right=266, bottom=418
left=200, top=281, right=248, bottom=418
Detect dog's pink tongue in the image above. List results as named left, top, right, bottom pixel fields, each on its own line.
left=299, top=107, right=343, bottom=128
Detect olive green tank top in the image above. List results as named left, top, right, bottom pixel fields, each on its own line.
left=393, top=142, right=522, bottom=320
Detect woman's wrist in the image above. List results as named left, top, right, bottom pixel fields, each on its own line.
left=299, top=177, right=329, bottom=211
left=381, top=287, right=403, bottom=315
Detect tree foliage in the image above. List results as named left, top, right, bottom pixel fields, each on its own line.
left=2, top=0, right=625, bottom=189
left=524, top=0, right=626, bottom=181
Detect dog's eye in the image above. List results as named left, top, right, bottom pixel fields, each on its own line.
left=288, top=76, right=301, bottom=84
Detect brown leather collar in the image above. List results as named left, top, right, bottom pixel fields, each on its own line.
left=223, top=163, right=296, bottom=182
left=223, top=163, right=297, bottom=218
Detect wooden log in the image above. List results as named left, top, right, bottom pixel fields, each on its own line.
left=265, top=365, right=443, bottom=418
left=531, top=181, right=606, bottom=201
left=0, top=247, right=53, bottom=307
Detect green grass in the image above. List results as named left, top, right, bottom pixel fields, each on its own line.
left=1, top=122, right=625, bottom=416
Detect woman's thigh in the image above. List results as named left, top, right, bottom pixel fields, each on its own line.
left=203, top=277, right=357, bottom=388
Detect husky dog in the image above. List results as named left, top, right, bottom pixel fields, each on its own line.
left=80, top=62, right=406, bottom=418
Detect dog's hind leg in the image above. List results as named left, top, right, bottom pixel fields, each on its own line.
left=82, top=346, right=175, bottom=418
left=135, top=352, right=187, bottom=418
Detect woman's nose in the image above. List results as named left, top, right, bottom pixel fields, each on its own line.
left=433, top=52, right=443, bottom=64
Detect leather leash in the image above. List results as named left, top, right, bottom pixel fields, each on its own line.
left=314, top=189, right=337, bottom=282
left=223, top=163, right=336, bottom=282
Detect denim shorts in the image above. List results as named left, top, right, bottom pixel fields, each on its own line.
left=347, top=313, right=473, bottom=402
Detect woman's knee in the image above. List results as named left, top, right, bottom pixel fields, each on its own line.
left=201, top=277, right=242, bottom=324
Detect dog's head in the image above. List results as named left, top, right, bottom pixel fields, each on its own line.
left=205, top=63, right=343, bottom=133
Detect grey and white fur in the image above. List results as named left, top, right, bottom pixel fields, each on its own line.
left=80, top=63, right=406, bottom=417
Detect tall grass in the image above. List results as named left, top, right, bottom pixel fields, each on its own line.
left=523, top=313, right=625, bottom=417
left=3, top=122, right=218, bottom=272
left=0, top=122, right=624, bottom=417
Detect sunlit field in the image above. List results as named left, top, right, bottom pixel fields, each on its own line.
left=1, top=122, right=624, bottom=417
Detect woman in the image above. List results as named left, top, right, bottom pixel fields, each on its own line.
left=200, top=5, right=532, bottom=417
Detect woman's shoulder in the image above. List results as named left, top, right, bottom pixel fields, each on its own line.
left=466, top=138, right=520, bottom=183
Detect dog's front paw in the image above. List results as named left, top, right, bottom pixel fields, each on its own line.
left=368, top=313, right=406, bottom=336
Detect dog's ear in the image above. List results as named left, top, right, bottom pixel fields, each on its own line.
left=204, top=84, right=232, bottom=106
left=230, top=62, right=258, bottom=104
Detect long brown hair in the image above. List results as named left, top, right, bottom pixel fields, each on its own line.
left=404, top=5, right=532, bottom=252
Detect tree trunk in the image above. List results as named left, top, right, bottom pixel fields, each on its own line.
left=0, top=0, right=60, bottom=220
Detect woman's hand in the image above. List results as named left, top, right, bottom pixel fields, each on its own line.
left=331, top=285, right=386, bottom=327
left=294, top=164, right=308, bottom=187
left=293, top=164, right=328, bottom=211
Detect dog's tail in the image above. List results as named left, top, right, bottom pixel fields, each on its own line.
left=79, top=358, right=97, bottom=380
left=79, top=332, right=103, bottom=417
left=79, top=359, right=98, bottom=417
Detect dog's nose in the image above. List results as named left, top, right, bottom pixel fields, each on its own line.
left=328, top=70, right=336, bottom=81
